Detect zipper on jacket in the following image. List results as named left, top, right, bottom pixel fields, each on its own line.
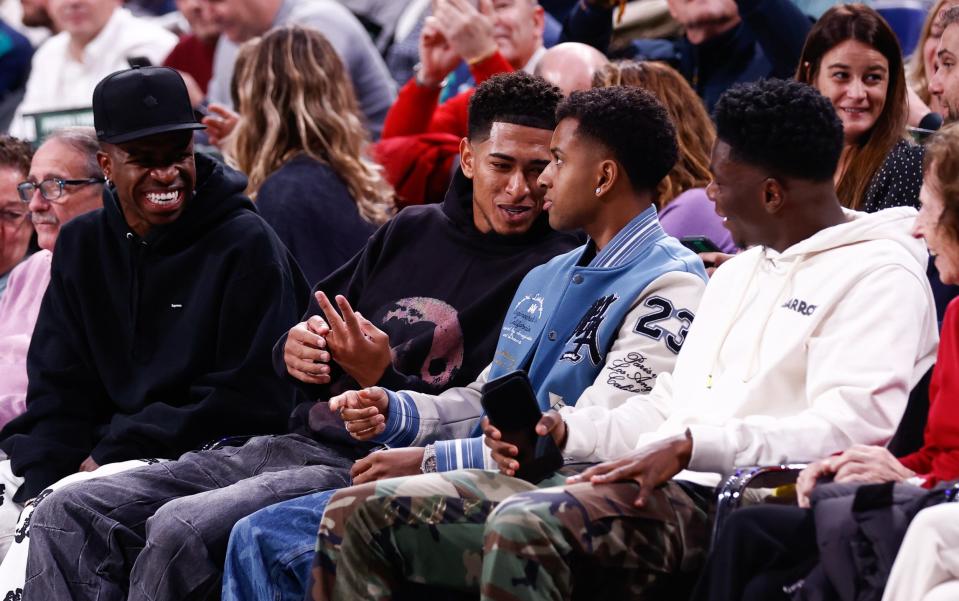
left=126, top=232, right=147, bottom=360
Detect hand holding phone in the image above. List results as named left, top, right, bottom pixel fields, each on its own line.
left=480, top=371, right=563, bottom=482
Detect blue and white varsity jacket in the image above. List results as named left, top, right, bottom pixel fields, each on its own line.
left=374, top=207, right=708, bottom=470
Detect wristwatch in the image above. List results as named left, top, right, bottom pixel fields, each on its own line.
left=420, top=444, right=438, bottom=473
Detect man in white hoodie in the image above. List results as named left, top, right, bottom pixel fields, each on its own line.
left=320, top=79, right=939, bottom=600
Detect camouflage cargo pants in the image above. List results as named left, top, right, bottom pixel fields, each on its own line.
left=311, top=468, right=711, bottom=601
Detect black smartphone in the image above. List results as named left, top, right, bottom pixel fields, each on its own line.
left=680, top=235, right=721, bottom=254
left=481, top=371, right=563, bottom=483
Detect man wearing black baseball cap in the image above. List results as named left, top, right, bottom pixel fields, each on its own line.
left=0, top=66, right=310, bottom=558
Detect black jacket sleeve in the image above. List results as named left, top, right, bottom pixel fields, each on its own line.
left=560, top=2, right=613, bottom=53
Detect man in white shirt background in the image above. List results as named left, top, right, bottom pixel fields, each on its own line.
left=8, top=0, right=176, bottom=140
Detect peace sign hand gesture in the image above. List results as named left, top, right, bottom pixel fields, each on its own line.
left=314, top=291, right=393, bottom=388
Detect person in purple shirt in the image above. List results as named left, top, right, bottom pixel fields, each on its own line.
left=660, top=188, right=737, bottom=253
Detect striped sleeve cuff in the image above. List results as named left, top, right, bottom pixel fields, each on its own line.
left=373, top=390, right=419, bottom=448
left=434, top=437, right=486, bottom=471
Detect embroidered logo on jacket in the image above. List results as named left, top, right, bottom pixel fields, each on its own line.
left=781, top=298, right=818, bottom=316
left=606, top=352, right=656, bottom=393
left=502, top=293, right=546, bottom=345
left=561, top=294, right=618, bottom=365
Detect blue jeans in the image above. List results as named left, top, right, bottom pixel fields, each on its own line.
left=221, top=489, right=336, bottom=601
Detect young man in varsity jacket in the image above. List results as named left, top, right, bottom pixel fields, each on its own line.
left=311, top=85, right=710, bottom=599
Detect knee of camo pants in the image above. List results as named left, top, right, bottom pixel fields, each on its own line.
left=481, top=489, right=577, bottom=601
left=481, top=481, right=710, bottom=601
left=311, top=481, right=380, bottom=601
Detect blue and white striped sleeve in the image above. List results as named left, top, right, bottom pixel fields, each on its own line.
left=373, top=390, right=420, bottom=448
left=370, top=364, right=492, bottom=449
left=433, top=436, right=492, bottom=471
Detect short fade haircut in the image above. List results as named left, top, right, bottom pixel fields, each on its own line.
left=714, top=79, right=843, bottom=182
left=0, top=135, right=33, bottom=177
left=467, top=72, right=562, bottom=142
left=555, top=86, right=678, bottom=193
left=44, top=127, right=103, bottom=179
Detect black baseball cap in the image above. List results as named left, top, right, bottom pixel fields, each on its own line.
left=93, top=66, right=206, bottom=144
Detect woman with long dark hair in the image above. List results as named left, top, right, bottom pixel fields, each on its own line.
left=797, top=4, right=923, bottom=212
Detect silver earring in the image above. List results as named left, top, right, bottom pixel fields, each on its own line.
left=105, top=178, right=112, bottom=187
left=595, top=187, right=602, bottom=196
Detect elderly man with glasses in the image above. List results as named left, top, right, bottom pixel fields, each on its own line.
left=0, top=128, right=104, bottom=557
left=19, top=129, right=105, bottom=252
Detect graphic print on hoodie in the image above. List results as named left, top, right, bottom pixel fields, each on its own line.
left=0, top=153, right=311, bottom=502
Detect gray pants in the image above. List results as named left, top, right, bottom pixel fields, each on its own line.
left=23, top=434, right=358, bottom=601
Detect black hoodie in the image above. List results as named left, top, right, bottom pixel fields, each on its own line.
left=278, top=169, right=579, bottom=446
left=0, top=154, right=310, bottom=502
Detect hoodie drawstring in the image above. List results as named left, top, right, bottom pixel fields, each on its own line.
left=706, top=252, right=762, bottom=388
left=742, top=256, right=805, bottom=382
left=705, top=251, right=806, bottom=387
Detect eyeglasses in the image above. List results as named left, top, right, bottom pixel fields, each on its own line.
left=17, top=177, right=105, bottom=203
left=0, top=205, right=29, bottom=225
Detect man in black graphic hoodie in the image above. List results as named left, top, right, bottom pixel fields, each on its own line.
left=0, top=66, right=309, bottom=549
left=20, top=72, right=577, bottom=601
left=280, top=161, right=579, bottom=449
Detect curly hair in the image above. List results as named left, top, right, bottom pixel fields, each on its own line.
left=796, top=4, right=908, bottom=209
left=556, top=85, right=678, bottom=193
left=227, top=26, right=394, bottom=225
left=0, top=135, right=32, bottom=177
left=714, top=79, right=844, bottom=181
left=593, top=60, right=714, bottom=206
left=925, top=121, right=959, bottom=245
left=467, top=72, right=562, bottom=142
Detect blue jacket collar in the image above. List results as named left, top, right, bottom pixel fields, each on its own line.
left=589, top=206, right=664, bottom=268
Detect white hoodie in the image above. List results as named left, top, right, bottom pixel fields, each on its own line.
left=561, top=207, right=939, bottom=487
